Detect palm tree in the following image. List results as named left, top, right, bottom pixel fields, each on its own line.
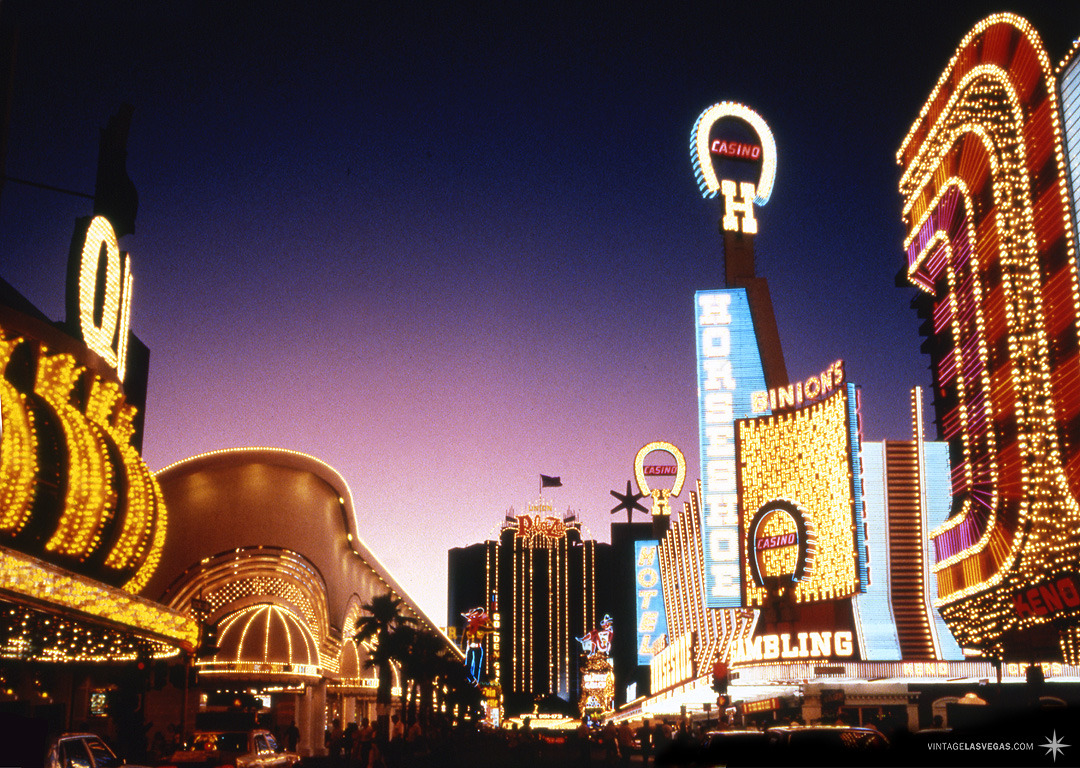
left=389, top=623, right=420, bottom=724
left=404, top=629, right=454, bottom=728
left=439, top=653, right=483, bottom=726
left=355, top=592, right=415, bottom=740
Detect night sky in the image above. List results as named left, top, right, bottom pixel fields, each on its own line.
left=2, top=2, right=1078, bottom=626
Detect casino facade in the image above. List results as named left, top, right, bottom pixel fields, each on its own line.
left=447, top=504, right=612, bottom=720
left=898, top=12, right=1080, bottom=664
left=0, top=212, right=456, bottom=757
left=615, top=28, right=1080, bottom=724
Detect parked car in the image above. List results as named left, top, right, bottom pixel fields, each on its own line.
left=46, top=733, right=148, bottom=768
left=697, top=729, right=769, bottom=766
left=162, top=729, right=299, bottom=768
left=765, top=725, right=888, bottom=764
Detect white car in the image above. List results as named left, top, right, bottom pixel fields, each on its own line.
left=47, top=732, right=148, bottom=768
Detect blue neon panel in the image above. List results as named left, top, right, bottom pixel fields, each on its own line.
left=923, top=441, right=964, bottom=659
left=695, top=289, right=768, bottom=608
left=853, top=442, right=902, bottom=660
left=847, top=384, right=868, bottom=588
left=1061, top=56, right=1080, bottom=241
left=635, top=541, right=668, bottom=666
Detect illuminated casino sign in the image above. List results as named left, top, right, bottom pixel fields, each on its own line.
left=711, top=139, right=761, bottom=161
left=650, top=631, right=693, bottom=692
left=747, top=499, right=815, bottom=590
left=696, top=289, right=769, bottom=608
left=0, top=213, right=198, bottom=659
left=66, top=215, right=134, bottom=382
left=515, top=514, right=566, bottom=539
left=898, top=14, right=1080, bottom=660
left=578, top=652, right=614, bottom=714
left=1014, top=574, right=1080, bottom=620
left=635, top=541, right=668, bottom=665
left=690, top=102, right=777, bottom=234
left=751, top=360, right=844, bottom=414
left=733, top=630, right=855, bottom=662
left=737, top=383, right=865, bottom=607
left=633, top=441, right=686, bottom=517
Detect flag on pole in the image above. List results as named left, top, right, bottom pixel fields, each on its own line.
left=540, top=474, right=562, bottom=488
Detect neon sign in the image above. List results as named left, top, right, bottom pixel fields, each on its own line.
left=635, top=542, right=668, bottom=665
left=515, top=515, right=566, bottom=539
left=577, top=615, right=613, bottom=657
left=696, top=289, right=769, bottom=608
left=66, top=216, right=134, bottom=382
left=710, top=139, right=761, bottom=160
left=747, top=499, right=815, bottom=592
left=690, top=102, right=777, bottom=204
left=897, top=14, right=1080, bottom=659
left=1014, top=575, right=1080, bottom=620
left=737, top=385, right=863, bottom=607
left=733, top=631, right=855, bottom=662
left=633, top=441, right=686, bottom=517
left=751, top=361, right=845, bottom=414
left=650, top=632, right=693, bottom=692
left=461, top=607, right=492, bottom=684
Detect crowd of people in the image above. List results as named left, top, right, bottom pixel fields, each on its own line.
left=308, top=713, right=709, bottom=767
left=588, top=716, right=711, bottom=766
left=323, top=712, right=451, bottom=767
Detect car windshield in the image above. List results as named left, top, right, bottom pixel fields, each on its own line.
left=85, top=738, right=122, bottom=767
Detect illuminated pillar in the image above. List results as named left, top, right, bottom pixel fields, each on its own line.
left=297, top=680, right=328, bottom=756
left=312, top=681, right=328, bottom=756
left=296, top=685, right=313, bottom=756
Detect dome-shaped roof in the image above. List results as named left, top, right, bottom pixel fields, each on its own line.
left=197, top=603, right=321, bottom=681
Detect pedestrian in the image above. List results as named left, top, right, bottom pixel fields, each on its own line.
left=329, top=718, right=345, bottom=764
left=357, top=717, right=375, bottom=768
left=652, top=720, right=671, bottom=765
left=387, top=713, right=404, bottom=763
left=343, top=722, right=358, bottom=766
left=405, top=716, right=422, bottom=760
left=284, top=720, right=299, bottom=752
left=636, top=719, right=653, bottom=766
left=368, top=737, right=387, bottom=768
left=616, top=720, right=634, bottom=768
left=602, top=720, right=619, bottom=766
left=577, top=719, right=593, bottom=765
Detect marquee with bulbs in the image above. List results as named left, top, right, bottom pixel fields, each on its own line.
left=0, top=214, right=198, bottom=661
left=898, top=13, right=1080, bottom=661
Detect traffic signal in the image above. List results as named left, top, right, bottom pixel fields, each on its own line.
left=711, top=660, right=728, bottom=694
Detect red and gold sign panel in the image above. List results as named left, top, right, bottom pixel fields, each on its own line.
left=737, top=387, right=859, bottom=608
left=748, top=500, right=814, bottom=587
left=898, top=13, right=1080, bottom=659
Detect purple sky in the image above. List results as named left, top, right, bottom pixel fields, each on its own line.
left=2, top=2, right=1077, bottom=626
